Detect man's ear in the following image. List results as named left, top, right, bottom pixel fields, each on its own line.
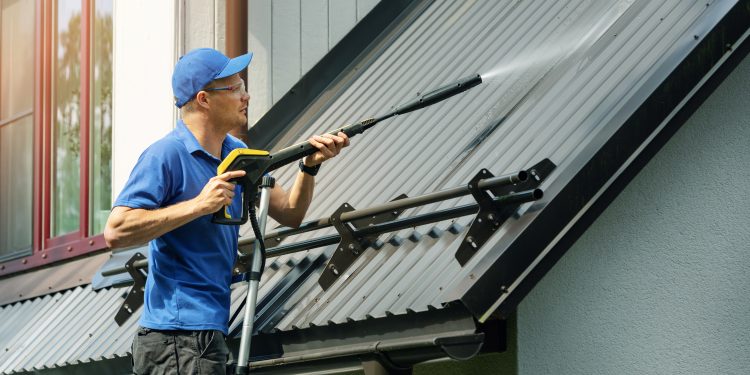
left=196, top=91, right=210, bottom=108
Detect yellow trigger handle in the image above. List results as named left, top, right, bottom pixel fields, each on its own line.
left=217, top=148, right=270, bottom=174
left=215, top=148, right=269, bottom=222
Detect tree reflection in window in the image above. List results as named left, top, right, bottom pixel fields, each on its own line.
left=91, top=0, right=112, bottom=235
left=53, top=2, right=81, bottom=236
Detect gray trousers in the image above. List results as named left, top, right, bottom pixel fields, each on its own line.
left=131, top=327, right=234, bottom=375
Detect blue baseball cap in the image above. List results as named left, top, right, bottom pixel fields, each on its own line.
left=172, top=48, right=253, bottom=108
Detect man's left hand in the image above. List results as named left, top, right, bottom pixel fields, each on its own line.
left=304, top=132, right=350, bottom=167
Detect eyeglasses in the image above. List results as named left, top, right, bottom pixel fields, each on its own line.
left=204, top=80, right=247, bottom=95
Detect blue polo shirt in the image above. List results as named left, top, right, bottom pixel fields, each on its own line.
left=114, top=120, right=246, bottom=334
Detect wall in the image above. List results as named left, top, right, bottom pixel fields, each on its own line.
left=181, top=0, right=226, bottom=54
left=517, top=55, right=750, bottom=374
left=112, top=0, right=177, bottom=198
left=246, top=0, right=380, bottom=126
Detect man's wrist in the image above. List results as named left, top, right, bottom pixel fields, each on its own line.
left=302, top=156, right=319, bottom=168
left=299, top=159, right=321, bottom=176
left=189, top=197, right=208, bottom=217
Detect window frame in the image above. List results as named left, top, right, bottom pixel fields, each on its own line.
left=0, top=0, right=109, bottom=276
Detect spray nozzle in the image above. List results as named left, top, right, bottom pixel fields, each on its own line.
left=390, top=74, right=482, bottom=116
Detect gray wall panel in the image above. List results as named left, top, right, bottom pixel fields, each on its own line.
left=272, top=0, right=302, bottom=102
left=301, top=0, right=330, bottom=72
left=518, top=52, right=750, bottom=375
left=248, top=0, right=274, bottom=128
left=328, top=0, right=357, bottom=48
left=248, top=0, right=382, bottom=125
left=357, top=0, right=380, bottom=20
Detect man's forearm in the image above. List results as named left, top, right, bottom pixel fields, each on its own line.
left=270, top=171, right=315, bottom=228
left=104, top=199, right=202, bottom=249
left=105, top=170, right=246, bottom=249
left=269, top=131, right=349, bottom=227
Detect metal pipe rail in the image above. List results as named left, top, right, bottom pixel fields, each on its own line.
left=101, top=171, right=532, bottom=278
left=256, top=189, right=541, bottom=259
left=102, top=258, right=147, bottom=277
left=238, top=171, right=528, bottom=250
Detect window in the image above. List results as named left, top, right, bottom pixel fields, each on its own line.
left=0, top=0, right=113, bottom=275
left=0, top=0, right=35, bottom=261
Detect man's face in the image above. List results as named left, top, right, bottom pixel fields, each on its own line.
left=204, top=73, right=250, bottom=130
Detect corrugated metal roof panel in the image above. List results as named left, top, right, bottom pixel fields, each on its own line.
left=0, top=252, right=109, bottom=305
left=0, top=286, right=138, bottom=374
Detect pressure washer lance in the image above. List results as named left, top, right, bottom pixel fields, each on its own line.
left=212, top=73, right=483, bottom=227
left=215, top=73, right=482, bottom=374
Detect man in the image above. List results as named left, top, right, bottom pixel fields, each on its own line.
left=104, top=48, right=349, bottom=374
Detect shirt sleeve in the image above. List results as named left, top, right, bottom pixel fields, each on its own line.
left=113, top=144, right=175, bottom=210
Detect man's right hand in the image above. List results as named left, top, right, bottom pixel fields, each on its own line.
left=105, top=169, right=248, bottom=249
left=193, top=170, right=247, bottom=215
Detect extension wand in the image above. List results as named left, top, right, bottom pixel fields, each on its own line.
left=212, top=73, right=483, bottom=225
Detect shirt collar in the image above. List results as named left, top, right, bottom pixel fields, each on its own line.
left=175, top=119, right=233, bottom=161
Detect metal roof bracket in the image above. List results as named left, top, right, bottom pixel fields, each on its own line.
left=456, top=159, right=556, bottom=266
left=319, top=195, right=408, bottom=290
left=114, top=252, right=147, bottom=326
left=232, top=252, right=254, bottom=275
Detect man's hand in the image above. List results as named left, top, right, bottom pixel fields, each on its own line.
left=303, top=132, right=350, bottom=167
left=104, top=170, right=247, bottom=249
left=193, top=170, right=247, bottom=215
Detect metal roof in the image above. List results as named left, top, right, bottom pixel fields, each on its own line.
left=0, top=252, right=109, bottom=306
left=242, top=0, right=743, bottom=328
left=231, top=223, right=469, bottom=334
left=1, top=0, right=747, bottom=372
left=0, top=285, right=137, bottom=374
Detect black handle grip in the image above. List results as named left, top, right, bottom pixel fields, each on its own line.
left=211, top=184, right=252, bottom=225
left=266, top=121, right=368, bottom=172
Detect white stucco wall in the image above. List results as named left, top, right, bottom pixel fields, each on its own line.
left=517, top=55, right=750, bottom=374
left=111, top=0, right=177, bottom=199
left=182, top=0, right=225, bottom=54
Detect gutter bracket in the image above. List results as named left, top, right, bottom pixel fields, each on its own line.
left=456, top=159, right=556, bottom=266
left=435, top=332, right=485, bottom=360
left=114, top=252, right=147, bottom=326
left=319, top=195, right=408, bottom=290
